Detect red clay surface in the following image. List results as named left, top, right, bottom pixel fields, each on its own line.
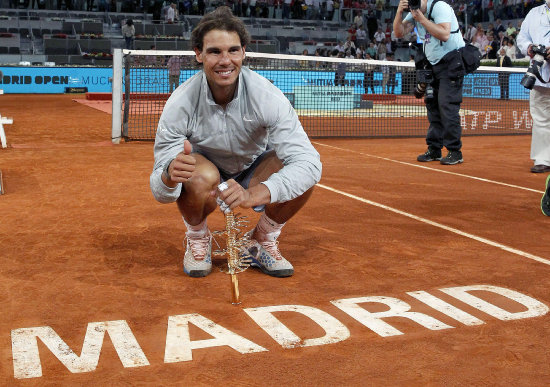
left=1, top=94, right=550, bottom=385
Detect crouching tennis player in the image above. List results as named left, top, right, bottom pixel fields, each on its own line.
left=150, top=6, right=322, bottom=278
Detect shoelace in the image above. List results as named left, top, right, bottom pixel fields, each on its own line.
left=187, top=234, right=210, bottom=261
left=259, top=239, right=283, bottom=261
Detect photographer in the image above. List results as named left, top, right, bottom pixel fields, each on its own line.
left=393, top=0, right=466, bottom=165
left=516, top=1, right=550, bottom=174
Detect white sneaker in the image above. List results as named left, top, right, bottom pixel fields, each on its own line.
left=183, top=232, right=212, bottom=277
left=242, top=230, right=294, bottom=277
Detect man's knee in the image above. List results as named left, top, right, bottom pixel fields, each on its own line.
left=176, top=166, right=219, bottom=223
left=179, top=163, right=220, bottom=199
left=265, top=185, right=315, bottom=224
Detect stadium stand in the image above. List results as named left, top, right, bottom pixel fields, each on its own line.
left=0, top=0, right=540, bottom=66
left=62, top=20, right=103, bottom=34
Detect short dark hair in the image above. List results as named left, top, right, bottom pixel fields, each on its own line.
left=191, top=6, right=250, bottom=51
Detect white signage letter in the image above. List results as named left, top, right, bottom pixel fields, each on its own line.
left=12, top=320, right=149, bottom=379
left=407, top=291, right=485, bottom=326
left=244, top=305, right=350, bottom=348
left=331, top=296, right=452, bottom=337
left=164, top=314, right=266, bottom=363
left=482, top=111, right=502, bottom=130
left=440, top=285, right=549, bottom=320
left=513, top=110, right=532, bottom=130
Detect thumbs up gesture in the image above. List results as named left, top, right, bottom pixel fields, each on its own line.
left=164, top=140, right=195, bottom=184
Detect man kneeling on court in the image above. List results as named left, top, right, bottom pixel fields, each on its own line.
left=150, top=6, right=322, bottom=278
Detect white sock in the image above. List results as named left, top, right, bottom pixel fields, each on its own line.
left=183, top=217, right=208, bottom=238
left=254, top=213, right=285, bottom=242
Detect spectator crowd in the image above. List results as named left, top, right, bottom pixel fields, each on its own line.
left=8, top=0, right=546, bottom=26
left=6, top=0, right=543, bottom=65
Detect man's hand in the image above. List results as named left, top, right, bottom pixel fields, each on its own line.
left=217, top=179, right=255, bottom=211
left=165, top=140, right=195, bottom=186
left=397, top=0, right=409, bottom=14
left=393, top=0, right=410, bottom=38
left=410, top=8, right=426, bottom=23
left=527, top=44, right=534, bottom=58
left=527, top=44, right=550, bottom=61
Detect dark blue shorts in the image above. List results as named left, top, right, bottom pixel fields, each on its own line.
left=218, top=150, right=274, bottom=213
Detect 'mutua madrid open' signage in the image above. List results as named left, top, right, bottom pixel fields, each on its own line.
left=0, top=67, right=112, bottom=93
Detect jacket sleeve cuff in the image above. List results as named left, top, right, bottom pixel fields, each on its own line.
left=261, top=181, right=279, bottom=204
left=150, top=170, right=182, bottom=203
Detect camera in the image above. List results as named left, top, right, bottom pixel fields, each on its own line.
left=414, top=69, right=434, bottom=100
left=405, top=0, right=421, bottom=12
left=520, top=44, right=549, bottom=90
left=411, top=44, right=435, bottom=101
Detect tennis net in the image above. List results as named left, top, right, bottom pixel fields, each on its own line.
left=112, top=49, right=532, bottom=142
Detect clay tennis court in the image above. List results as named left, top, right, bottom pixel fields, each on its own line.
left=1, top=94, right=550, bottom=385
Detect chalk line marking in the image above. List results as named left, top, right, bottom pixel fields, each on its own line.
left=313, top=142, right=544, bottom=194
left=317, top=183, right=550, bottom=266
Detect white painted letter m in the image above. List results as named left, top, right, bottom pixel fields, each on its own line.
left=11, top=320, right=149, bottom=379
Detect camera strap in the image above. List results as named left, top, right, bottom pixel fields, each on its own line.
left=427, top=0, right=460, bottom=46
left=532, top=61, right=550, bottom=84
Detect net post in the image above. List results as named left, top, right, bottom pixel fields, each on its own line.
left=0, top=114, right=13, bottom=149
left=111, top=48, right=123, bottom=144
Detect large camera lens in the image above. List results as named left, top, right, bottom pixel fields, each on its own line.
left=521, top=55, right=546, bottom=90
left=520, top=73, right=536, bottom=90
left=520, top=46, right=548, bottom=90
left=414, top=83, right=426, bottom=99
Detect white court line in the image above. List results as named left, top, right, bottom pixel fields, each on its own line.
left=313, top=142, right=544, bottom=194
left=317, top=183, right=550, bottom=266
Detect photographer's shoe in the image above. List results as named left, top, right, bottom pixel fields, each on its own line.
left=440, top=150, right=463, bottom=165
left=541, top=175, right=550, bottom=216
left=531, top=164, right=550, bottom=173
left=417, top=147, right=442, bottom=162
left=183, top=232, right=212, bottom=277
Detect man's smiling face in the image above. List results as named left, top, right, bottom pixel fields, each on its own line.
left=194, top=29, right=245, bottom=99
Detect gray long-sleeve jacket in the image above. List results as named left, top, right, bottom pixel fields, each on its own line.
left=150, top=66, right=322, bottom=204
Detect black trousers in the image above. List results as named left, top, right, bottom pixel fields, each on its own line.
left=498, top=73, right=509, bottom=99
left=363, top=72, right=374, bottom=93
left=425, top=76, right=464, bottom=152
